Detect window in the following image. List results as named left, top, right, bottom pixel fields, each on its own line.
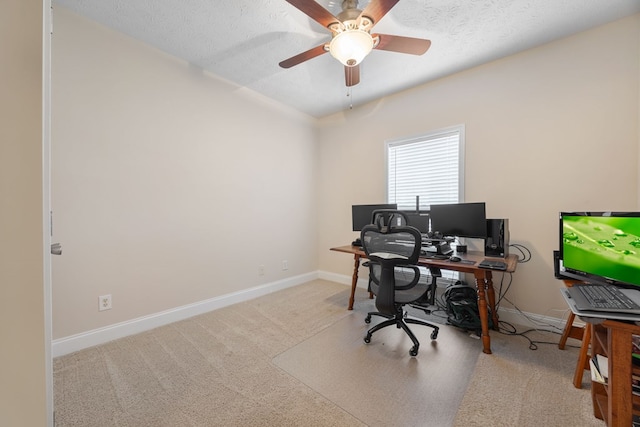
left=387, top=126, right=465, bottom=283
left=386, top=125, right=464, bottom=210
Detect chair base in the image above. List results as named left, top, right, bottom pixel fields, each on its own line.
left=364, top=309, right=439, bottom=357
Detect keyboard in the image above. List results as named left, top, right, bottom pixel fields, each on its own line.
left=478, top=259, right=507, bottom=270
left=576, top=284, right=640, bottom=311
left=420, top=251, right=449, bottom=260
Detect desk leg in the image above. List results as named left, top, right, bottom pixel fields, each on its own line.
left=474, top=271, right=492, bottom=354
left=484, top=270, right=500, bottom=330
left=348, top=254, right=361, bottom=310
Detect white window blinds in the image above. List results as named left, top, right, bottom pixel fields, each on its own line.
left=387, top=126, right=464, bottom=210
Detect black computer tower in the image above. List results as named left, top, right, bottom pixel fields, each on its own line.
left=485, top=219, right=509, bottom=258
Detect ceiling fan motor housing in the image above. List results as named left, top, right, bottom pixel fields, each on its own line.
left=336, top=8, right=361, bottom=26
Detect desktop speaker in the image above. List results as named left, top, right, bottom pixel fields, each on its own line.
left=553, top=250, right=561, bottom=278
left=485, top=219, right=509, bottom=258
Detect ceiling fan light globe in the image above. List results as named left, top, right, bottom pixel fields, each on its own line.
left=329, top=30, right=373, bottom=67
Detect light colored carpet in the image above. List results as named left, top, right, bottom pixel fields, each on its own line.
left=54, top=281, right=361, bottom=426
left=452, top=328, right=603, bottom=427
left=273, top=312, right=480, bottom=427
left=54, top=280, right=602, bottom=426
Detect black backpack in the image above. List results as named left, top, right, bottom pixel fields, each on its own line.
left=444, top=284, right=492, bottom=332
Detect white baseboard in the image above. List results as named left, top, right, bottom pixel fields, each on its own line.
left=317, top=270, right=369, bottom=289
left=52, top=272, right=319, bottom=358
left=495, top=307, right=572, bottom=331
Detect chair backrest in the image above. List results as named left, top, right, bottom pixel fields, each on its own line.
left=360, top=224, right=421, bottom=265
left=370, top=209, right=409, bottom=233
left=360, top=219, right=422, bottom=313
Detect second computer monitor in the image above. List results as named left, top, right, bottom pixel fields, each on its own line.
left=429, top=202, right=487, bottom=239
left=403, top=211, right=430, bottom=233
left=352, top=204, right=398, bottom=231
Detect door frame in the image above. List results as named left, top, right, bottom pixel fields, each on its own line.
left=42, top=0, right=53, bottom=424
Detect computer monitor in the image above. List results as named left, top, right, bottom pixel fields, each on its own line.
left=351, top=204, right=397, bottom=231
left=429, top=202, right=487, bottom=238
left=559, top=211, right=640, bottom=289
left=402, top=211, right=430, bottom=233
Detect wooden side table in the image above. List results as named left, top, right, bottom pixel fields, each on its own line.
left=558, top=279, right=591, bottom=388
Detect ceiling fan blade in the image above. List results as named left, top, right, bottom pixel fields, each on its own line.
left=279, top=44, right=328, bottom=68
left=285, top=0, right=340, bottom=29
left=345, top=64, right=360, bottom=87
left=358, top=0, right=399, bottom=26
left=373, top=34, right=431, bottom=55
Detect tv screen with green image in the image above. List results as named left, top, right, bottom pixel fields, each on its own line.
left=560, top=212, right=640, bottom=288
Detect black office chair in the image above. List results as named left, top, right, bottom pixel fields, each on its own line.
left=360, top=214, right=439, bottom=356
left=370, top=209, right=440, bottom=307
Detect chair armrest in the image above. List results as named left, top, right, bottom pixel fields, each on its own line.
left=393, top=265, right=421, bottom=290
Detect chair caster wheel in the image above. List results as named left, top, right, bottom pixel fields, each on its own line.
left=364, top=335, right=371, bottom=344
left=409, top=346, right=419, bottom=357
left=365, top=315, right=371, bottom=324
left=431, top=329, right=439, bottom=340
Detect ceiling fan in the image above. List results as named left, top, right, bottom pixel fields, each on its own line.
left=279, top=0, right=431, bottom=87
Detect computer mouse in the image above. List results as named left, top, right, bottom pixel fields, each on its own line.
left=449, top=255, right=462, bottom=262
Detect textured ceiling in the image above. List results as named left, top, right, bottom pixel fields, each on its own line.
left=53, top=0, right=640, bottom=118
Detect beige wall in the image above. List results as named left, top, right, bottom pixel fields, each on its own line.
left=0, top=1, right=48, bottom=426
left=317, top=14, right=640, bottom=321
left=51, top=7, right=318, bottom=339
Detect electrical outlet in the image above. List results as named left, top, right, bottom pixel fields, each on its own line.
left=282, top=260, right=289, bottom=271
left=258, top=265, right=265, bottom=276
left=99, top=294, right=112, bottom=311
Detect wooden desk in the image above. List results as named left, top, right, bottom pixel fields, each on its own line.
left=330, top=245, right=518, bottom=354
left=590, top=320, right=640, bottom=426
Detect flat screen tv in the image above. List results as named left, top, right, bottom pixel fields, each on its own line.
left=559, top=211, right=640, bottom=289
left=429, top=202, right=487, bottom=238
